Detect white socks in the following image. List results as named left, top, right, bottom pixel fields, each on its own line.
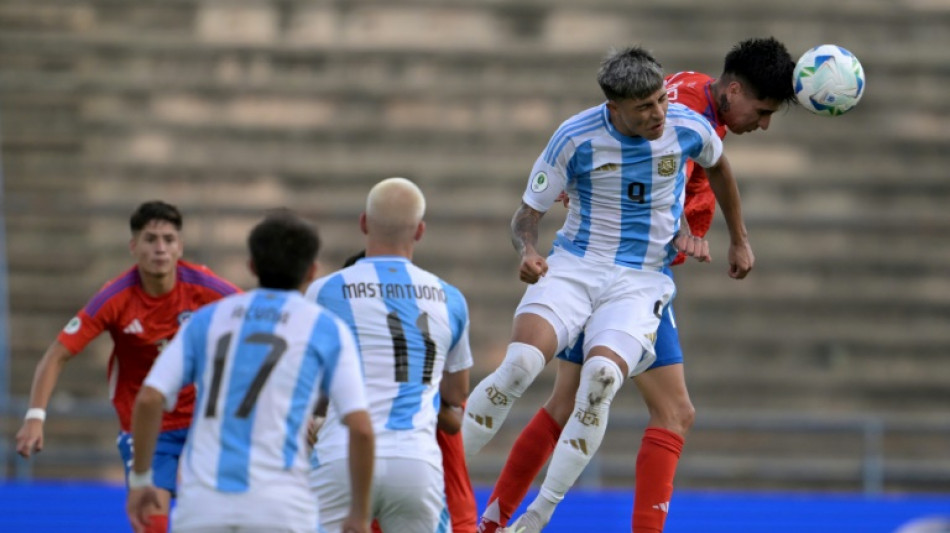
left=461, top=342, right=546, bottom=458
left=529, top=356, right=624, bottom=523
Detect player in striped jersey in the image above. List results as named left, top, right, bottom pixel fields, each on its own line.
left=476, top=38, right=797, bottom=533
left=306, top=177, right=473, bottom=533
left=15, top=201, right=240, bottom=533
left=459, top=46, right=755, bottom=532
left=126, top=210, right=374, bottom=533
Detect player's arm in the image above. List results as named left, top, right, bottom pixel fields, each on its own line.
left=511, top=202, right=548, bottom=284
left=126, top=386, right=165, bottom=532
left=341, top=409, right=374, bottom=533
left=703, top=153, right=755, bottom=279
left=15, top=340, right=74, bottom=458
left=326, top=321, right=374, bottom=533
left=437, top=368, right=470, bottom=434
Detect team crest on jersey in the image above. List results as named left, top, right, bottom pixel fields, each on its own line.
left=658, top=155, right=677, bottom=177
left=177, top=310, right=192, bottom=325
left=63, top=316, right=81, bottom=335
left=530, top=171, right=549, bottom=193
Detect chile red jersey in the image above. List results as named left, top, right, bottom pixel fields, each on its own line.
left=665, top=71, right=729, bottom=265
left=57, top=260, right=240, bottom=432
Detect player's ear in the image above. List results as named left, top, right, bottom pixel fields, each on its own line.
left=247, top=258, right=257, bottom=277
left=359, top=212, right=369, bottom=235
left=414, top=220, right=426, bottom=242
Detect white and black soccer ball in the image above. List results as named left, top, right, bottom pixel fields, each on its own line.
left=793, top=44, right=866, bottom=116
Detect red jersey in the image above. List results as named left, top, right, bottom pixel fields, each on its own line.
left=665, top=71, right=729, bottom=265
left=57, top=260, right=240, bottom=432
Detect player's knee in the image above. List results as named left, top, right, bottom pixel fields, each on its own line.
left=651, top=398, right=695, bottom=435
left=495, top=342, right=546, bottom=397
left=577, top=356, right=624, bottom=413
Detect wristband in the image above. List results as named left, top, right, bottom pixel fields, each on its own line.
left=128, top=469, right=154, bottom=490
left=24, top=408, right=46, bottom=422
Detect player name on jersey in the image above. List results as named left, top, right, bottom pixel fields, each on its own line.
left=341, top=281, right=446, bottom=302
left=229, top=304, right=290, bottom=324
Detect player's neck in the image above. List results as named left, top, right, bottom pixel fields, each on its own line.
left=138, top=268, right=177, bottom=297
left=709, top=79, right=725, bottom=110
left=364, top=242, right=413, bottom=261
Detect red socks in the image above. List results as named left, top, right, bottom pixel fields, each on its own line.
left=632, top=427, right=685, bottom=533
left=145, top=514, right=168, bottom=533
left=481, top=408, right=562, bottom=529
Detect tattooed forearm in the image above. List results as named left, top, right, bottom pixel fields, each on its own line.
left=510, top=202, right=544, bottom=255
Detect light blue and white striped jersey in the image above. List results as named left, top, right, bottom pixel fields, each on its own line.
left=305, top=255, right=473, bottom=469
left=523, top=102, right=723, bottom=271
left=144, top=288, right=366, bottom=529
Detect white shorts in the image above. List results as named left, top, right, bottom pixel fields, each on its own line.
left=515, top=248, right=674, bottom=377
left=311, top=457, right=448, bottom=533
left=171, top=482, right=316, bottom=533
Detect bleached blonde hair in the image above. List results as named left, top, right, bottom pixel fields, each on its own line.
left=365, top=177, right=426, bottom=237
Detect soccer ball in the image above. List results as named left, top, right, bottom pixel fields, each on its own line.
left=793, top=44, right=865, bottom=116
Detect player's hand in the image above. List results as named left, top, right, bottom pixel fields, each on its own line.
left=15, top=420, right=44, bottom=458
left=518, top=251, right=548, bottom=284
left=341, top=515, right=369, bottom=533
left=126, top=487, right=161, bottom=533
left=672, top=233, right=711, bottom=263
left=306, top=415, right=326, bottom=447
left=556, top=191, right=570, bottom=208
left=727, top=239, right=755, bottom=279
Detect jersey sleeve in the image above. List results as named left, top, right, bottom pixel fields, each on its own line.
left=56, top=284, right=117, bottom=355
left=521, top=135, right=573, bottom=213
left=692, top=125, right=723, bottom=169
left=324, top=320, right=368, bottom=419
left=442, top=284, right=473, bottom=374
left=143, top=318, right=189, bottom=411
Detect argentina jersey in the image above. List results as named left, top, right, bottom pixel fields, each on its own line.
left=523, top=102, right=722, bottom=271
left=143, top=289, right=366, bottom=509
left=305, top=255, right=473, bottom=469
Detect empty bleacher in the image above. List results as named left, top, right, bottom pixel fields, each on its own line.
left=2, top=0, right=950, bottom=492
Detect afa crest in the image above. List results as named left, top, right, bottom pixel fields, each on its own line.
left=657, top=155, right=677, bottom=177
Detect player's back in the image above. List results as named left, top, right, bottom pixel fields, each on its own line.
left=307, top=255, right=472, bottom=468
left=174, top=289, right=348, bottom=498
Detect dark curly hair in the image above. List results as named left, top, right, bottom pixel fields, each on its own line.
left=723, top=37, right=796, bottom=104
left=248, top=209, right=320, bottom=290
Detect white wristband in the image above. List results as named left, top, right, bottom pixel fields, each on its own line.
left=24, top=408, right=46, bottom=422
left=128, top=469, right=154, bottom=490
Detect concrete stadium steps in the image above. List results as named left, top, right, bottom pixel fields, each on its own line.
left=4, top=0, right=950, bottom=491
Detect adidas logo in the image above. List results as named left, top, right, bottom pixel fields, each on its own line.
left=467, top=412, right=494, bottom=429
left=652, top=501, right=670, bottom=513
left=563, top=438, right=589, bottom=455
left=123, top=319, right=144, bottom=335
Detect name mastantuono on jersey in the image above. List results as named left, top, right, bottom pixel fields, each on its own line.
left=144, top=289, right=366, bottom=529
left=523, top=102, right=723, bottom=271
left=306, top=255, right=473, bottom=469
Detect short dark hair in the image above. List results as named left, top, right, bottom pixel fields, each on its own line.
left=597, top=46, right=665, bottom=101
left=723, top=37, right=796, bottom=104
left=130, top=201, right=182, bottom=233
left=248, top=209, right=320, bottom=290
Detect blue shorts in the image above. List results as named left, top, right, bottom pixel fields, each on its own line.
left=117, top=427, right=188, bottom=495
left=556, top=267, right=683, bottom=370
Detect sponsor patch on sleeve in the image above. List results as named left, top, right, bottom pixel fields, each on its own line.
left=530, top=171, right=549, bottom=193
left=63, top=316, right=81, bottom=335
